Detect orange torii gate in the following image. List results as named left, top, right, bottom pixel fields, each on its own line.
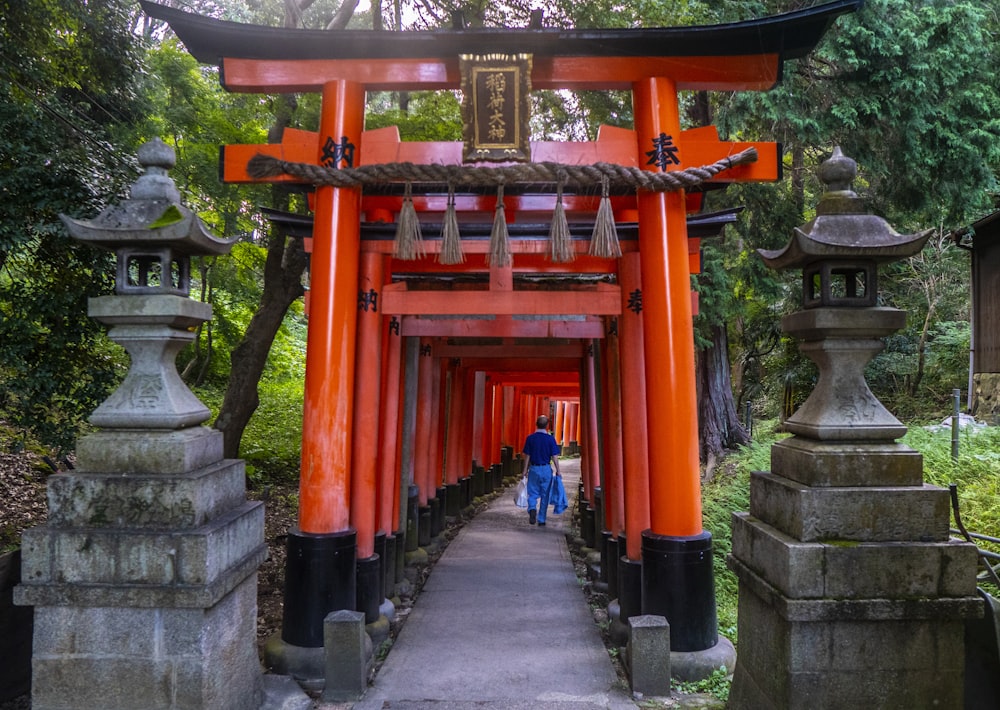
left=144, top=0, right=858, bottom=678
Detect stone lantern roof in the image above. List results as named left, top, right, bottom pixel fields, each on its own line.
left=758, top=147, right=931, bottom=270
left=758, top=147, right=931, bottom=308
left=61, top=138, right=234, bottom=296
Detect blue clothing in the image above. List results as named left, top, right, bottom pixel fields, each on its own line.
left=523, top=430, right=560, bottom=466
left=526, top=464, right=554, bottom=523
left=523, top=430, right=560, bottom=523
left=548, top=474, right=568, bottom=515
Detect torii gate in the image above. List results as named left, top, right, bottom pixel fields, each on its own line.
left=144, top=0, right=858, bottom=678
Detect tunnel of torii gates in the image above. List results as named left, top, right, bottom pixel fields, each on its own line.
left=145, top=0, right=858, bottom=661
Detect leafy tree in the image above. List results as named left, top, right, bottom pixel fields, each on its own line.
left=0, top=0, right=148, bottom=449
left=714, top=0, right=1000, bottom=418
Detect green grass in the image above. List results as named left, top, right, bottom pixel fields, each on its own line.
left=707, top=419, right=1000, bottom=646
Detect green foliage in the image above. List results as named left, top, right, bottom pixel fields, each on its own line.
left=366, top=91, right=463, bottom=141
left=197, top=379, right=304, bottom=483
left=672, top=664, right=731, bottom=702
left=0, top=0, right=147, bottom=449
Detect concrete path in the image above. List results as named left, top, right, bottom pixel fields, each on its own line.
left=352, top=459, right=637, bottom=710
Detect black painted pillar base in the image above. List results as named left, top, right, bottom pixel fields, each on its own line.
left=606, top=535, right=619, bottom=599
left=641, top=529, right=718, bottom=652
left=373, top=532, right=387, bottom=603
left=472, top=465, right=485, bottom=497
left=599, top=531, right=612, bottom=583
left=393, top=530, right=405, bottom=584
left=582, top=506, right=596, bottom=549
left=417, top=506, right=432, bottom=546
left=356, top=553, right=381, bottom=624
left=382, top=533, right=396, bottom=598
left=429, top=496, right=442, bottom=537
left=445, top=483, right=461, bottom=517
left=618, top=554, right=642, bottom=623
left=405, top=486, right=419, bottom=552
left=459, top=477, right=471, bottom=508
left=281, top=527, right=357, bottom=648
left=501, top=447, right=513, bottom=479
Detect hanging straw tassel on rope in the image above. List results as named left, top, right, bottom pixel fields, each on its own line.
left=437, top=183, right=464, bottom=265
left=394, top=182, right=425, bottom=260
left=548, top=177, right=573, bottom=263
left=487, top=183, right=512, bottom=267
left=589, top=175, right=621, bottom=258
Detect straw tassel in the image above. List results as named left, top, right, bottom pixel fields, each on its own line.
left=487, top=183, right=512, bottom=267
left=394, top=182, right=425, bottom=260
left=437, top=183, right=465, bottom=265
left=548, top=179, right=573, bottom=263
left=589, top=176, right=621, bottom=258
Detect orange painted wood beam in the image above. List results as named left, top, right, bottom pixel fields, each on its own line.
left=220, top=54, right=780, bottom=94
left=222, top=124, right=778, bottom=185
left=398, top=315, right=605, bottom=339
left=433, top=343, right=585, bottom=359
left=382, top=282, right=620, bottom=316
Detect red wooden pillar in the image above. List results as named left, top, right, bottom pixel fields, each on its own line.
left=298, top=78, right=364, bottom=534
left=618, top=253, right=651, bottom=560
left=445, top=361, right=465, bottom=486
left=431, top=356, right=445, bottom=490
left=378, top=308, right=403, bottom=536
left=282, top=78, right=364, bottom=649
left=633, top=75, right=717, bottom=652
left=503, top=385, right=515, bottom=448
left=463, top=367, right=477, bottom=472
left=601, top=327, right=625, bottom=538
left=414, top=339, right=434, bottom=506
left=584, top=342, right=602, bottom=498
left=352, top=250, right=384, bottom=621
left=352, top=251, right=383, bottom=560
left=490, top=379, right=503, bottom=464
left=554, top=400, right=565, bottom=448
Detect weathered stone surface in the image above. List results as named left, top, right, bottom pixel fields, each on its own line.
left=771, top=436, right=923, bottom=487
left=749, top=472, right=950, bottom=542
left=731, top=513, right=979, bottom=601
left=322, top=610, right=369, bottom=702
left=18, top=501, right=263, bottom=590
left=729, top=579, right=968, bottom=709
left=46, top=458, right=244, bottom=529
left=75, top=426, right=224, bottom=474
left=627, top=615, right=671, bottom=697
left=781, top=309, right=908, bottom=441
left=29, top=575, right=262, bottom=710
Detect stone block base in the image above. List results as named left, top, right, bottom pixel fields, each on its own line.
left=729, top=572, right=969, bottom=709
left=29, top=575, right=262, bottom=710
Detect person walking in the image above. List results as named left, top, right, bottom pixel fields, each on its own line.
left=521, top=415, right=561, bottom=526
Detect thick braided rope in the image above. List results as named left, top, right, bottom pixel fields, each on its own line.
left=246, top=147, right=757, bottom=192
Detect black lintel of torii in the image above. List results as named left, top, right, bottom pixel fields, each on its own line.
left=140, top=0, right=862, bottom=67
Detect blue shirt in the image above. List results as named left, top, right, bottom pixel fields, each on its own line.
left=523, top=430, right=560, bottom=466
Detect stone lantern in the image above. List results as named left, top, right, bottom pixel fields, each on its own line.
left=60, top=137, right=234, bottom=438
left=727, top=148, right=982, bottom=709
left=755, top=146, right=930, bottom=442
left=16, top=139, right=265, bottom=710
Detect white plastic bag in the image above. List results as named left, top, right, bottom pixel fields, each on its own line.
left=514, top=476, right=528, bottom=508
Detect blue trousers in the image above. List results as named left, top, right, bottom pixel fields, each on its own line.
left=526, top=464, right=554, bottom=523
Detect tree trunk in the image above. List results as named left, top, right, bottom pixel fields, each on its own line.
left=214, top=226, right=307, bottom=458
left=697, top=322, right=750, bottom=461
